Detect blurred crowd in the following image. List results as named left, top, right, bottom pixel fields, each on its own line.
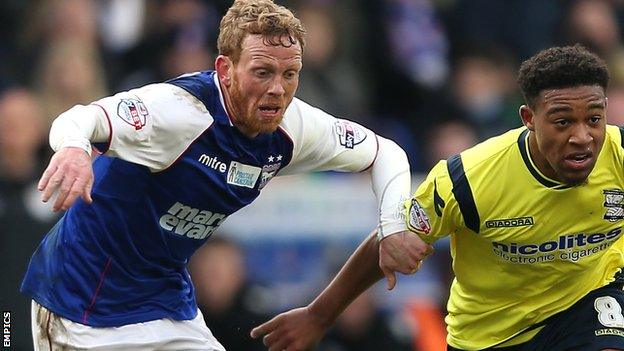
left=3, top=0, right=624, bottom=349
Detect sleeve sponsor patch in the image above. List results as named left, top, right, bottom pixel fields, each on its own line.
left=408, top=198, right=431, bottom=234
left=117, top=98, right=148, bottom=131
left=334, top=120, right=367, bottom=149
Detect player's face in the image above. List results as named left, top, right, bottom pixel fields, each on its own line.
left=520, top=85, right=607, bottom=185
left=219, top=34, right=302, bottom=137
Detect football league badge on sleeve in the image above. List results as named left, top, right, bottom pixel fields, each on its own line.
left=117, top=99, right=148, bottom=131
left=334, top=120, right=367, bottom=149
left=409, top=199, right=431, bottom=234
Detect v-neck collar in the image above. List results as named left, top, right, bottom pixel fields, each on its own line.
left=517, top=129, right=573, bottom=190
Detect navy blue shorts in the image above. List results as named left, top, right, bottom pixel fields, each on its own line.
left=448, top=273, right=624, bottom=351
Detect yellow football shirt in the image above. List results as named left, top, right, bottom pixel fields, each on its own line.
left=406, top=126, right=624, bottom=349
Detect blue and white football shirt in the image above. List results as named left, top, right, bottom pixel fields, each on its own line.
left=22, top=71, right=407, bottom=327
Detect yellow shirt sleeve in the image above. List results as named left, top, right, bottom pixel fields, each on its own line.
left=405, top=160, right=462, bottom=244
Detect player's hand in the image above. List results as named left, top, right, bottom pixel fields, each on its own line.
left=250, top=306, right=328, bottom=351
left=38, top=147, right=94, bottom=212
left=379, top=230, right=433, bottom=290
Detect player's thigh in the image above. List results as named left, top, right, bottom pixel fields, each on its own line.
left=583, top=289, right=624, bottom=350
left=530, top=284, right=624, bottom=350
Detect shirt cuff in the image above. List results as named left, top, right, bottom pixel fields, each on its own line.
left=55, top=137, right=92, bottom=157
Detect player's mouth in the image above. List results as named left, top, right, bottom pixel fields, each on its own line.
left=562, top=151, right=593, bottom=171
left=258, top=105, right=281, bottom=120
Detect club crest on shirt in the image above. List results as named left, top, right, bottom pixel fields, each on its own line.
left=409, top=199, right=431, bottom=234
left=117, top=99, right=148, bottom=131
left=258, top=161, right=281, bottom=190
left=603, top=189, right=624, bottom=222
left=334, top=120, right=367, bottom=149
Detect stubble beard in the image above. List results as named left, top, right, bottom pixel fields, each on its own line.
left=229, top=82, right=283, bottom=135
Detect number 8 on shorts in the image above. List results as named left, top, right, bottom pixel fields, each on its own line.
left=595, top=296, right=624, bottom=328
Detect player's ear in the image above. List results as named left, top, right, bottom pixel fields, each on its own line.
left=215, top=55, right=232, bottom=87
left=519, top=105, right=535, bottom=131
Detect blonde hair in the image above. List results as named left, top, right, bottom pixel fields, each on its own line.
left=218, top=0, right=306, bottom=63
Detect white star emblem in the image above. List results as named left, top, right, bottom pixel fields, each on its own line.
left=276, top=154, right=283, bottom=161
left=268, top=155, right=274, bottom=162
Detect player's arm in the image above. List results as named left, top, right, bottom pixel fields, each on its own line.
left=38, top=104, right=110, bottom=211
left=378, top=160, right=458, bottom=289
left=279, top=99, right=431, bottom=284
left=372, top=135, right=433, bottom=288
left=250, top=161, right=455, bottom=350
left=251, top=230, right=384, bottom=351
left=39, top=81, right=212, bottom=211
left=279, top=100, right=409, bottom=239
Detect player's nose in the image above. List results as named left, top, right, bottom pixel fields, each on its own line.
left=568, top=124, right=593, bottom=145
left=267, top=77, right=286, bottom=96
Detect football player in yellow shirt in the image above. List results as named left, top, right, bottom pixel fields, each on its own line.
left=251, top=45, right=624, bottom=351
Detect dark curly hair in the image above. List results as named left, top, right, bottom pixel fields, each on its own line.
left=518, top=45, right=609, bottom=109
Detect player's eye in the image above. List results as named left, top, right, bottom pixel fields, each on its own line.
left=589, top=116, right=602, bottom=124
left=284, top=70, right=299, bottom=80
left=255, top=69, right=269, bottom=78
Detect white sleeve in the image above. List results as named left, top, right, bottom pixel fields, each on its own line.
left=49, top=104, right=110, bottom=156
left=371, top=136, right=411, bottom=237
left=279, top=98, right=410, bottom=237
left=49, top=83, right=214, bottom=172
left=279, top=98, right=379, bottom=174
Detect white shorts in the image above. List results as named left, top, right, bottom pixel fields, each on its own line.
left=31, top=301, right=226, bottom=351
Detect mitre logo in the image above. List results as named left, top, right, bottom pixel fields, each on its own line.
left=198, top=154, right=227, bottom=173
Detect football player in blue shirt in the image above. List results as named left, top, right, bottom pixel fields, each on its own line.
left=21, top=0, right=430, bottom=350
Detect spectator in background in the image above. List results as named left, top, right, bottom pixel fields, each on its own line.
left=294, top=1, right=372, bottom=121
left=0, top=89, right=47, bottom=181
left=563, top=0, right=624, bottom=127
left=36, top=40, right=108, bottom=124
left=424, top=119, right=478, bottom=170
left=113, top=0, right=228, bottom=90
left=44, top=0, right=99, bottom=44
left=441, top=0, right=563, bottom=62
left=354, top=0, right=451, bottom=172
left=190, top=236, right=268, bottom=351
left=361, top=0, right=449, bottom=124
left=98, top=0, right=147, bottom=55
left=19, top=0, right=103, bottom=83
left=0, top=88, right=59, bottom=350
left=606, top=82, right=624, bottom=126
left=18, top=0, right=109, bottom=124
left=565, top=0, right=624, bottom=63
left=0, top=2, right=32, bottom=87
left=450, top=47, right=522, bottom=139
